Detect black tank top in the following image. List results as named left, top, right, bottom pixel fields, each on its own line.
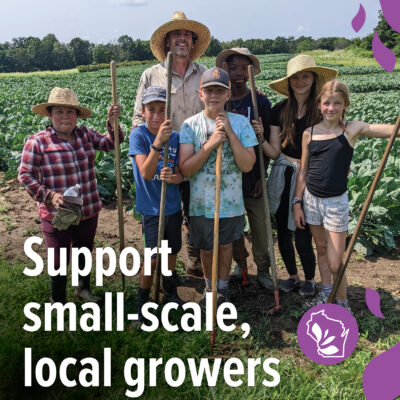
left=306, top=125, right=354, bottom=198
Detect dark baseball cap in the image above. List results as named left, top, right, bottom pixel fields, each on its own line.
left=142, top=86, right=166, bottom=104
left=200, top=67, right=230, bottom=90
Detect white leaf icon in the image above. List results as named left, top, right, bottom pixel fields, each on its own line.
left=320, top=345, right=339, bottom=355
left=321, top=336, right=335, bottom=346
left=323, top=329, right=329, bottom=339
left=312, top=322, right=322, bottom=342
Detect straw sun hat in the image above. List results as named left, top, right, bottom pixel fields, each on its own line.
left=32, top=87, right=92, bottom=119
left=269, top=54, right=338, bottom=97
left=150, top=11, right=210, bottom=62
left=216, top=48, right=261, bottom=75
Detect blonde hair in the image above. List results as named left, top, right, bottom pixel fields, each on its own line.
left=317, top=80, right=350, bottom=124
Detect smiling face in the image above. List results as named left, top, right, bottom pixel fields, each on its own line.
left=318, top=93, right=347, bottom=123
left=227, top=55, right=251, bottom=91
left=199, top=86, right=230, bottom=115
left=289, top=70, right=315, bottom=96
left=50, top=106, right=78, bottom=136
left=142, top=101, right=166, bottom=134
left=165, top=29, right=194, bottom=59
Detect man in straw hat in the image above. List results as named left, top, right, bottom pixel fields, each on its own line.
left=216, top=48, right=281, bottom=291
left=267, top=54, right=337, bottom=298
left=18, top=87, right=122, bottom=304
left=132, top=11, right=211, bottom=277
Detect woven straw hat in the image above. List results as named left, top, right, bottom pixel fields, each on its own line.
left=269, top=54, right=338, bottom=97
left=32, top=87, right=92, bottom=119
left=150, top=11, right=210, bottom=62
left=216, top=48, right=261, bottom=75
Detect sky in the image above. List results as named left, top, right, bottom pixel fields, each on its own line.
left=0, top=0, right=382, bottom=44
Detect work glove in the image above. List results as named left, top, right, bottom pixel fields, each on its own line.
left=52, top=208, right=81, bottom=231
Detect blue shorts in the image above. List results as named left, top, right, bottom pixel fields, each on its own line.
left=141, top=211, right=182, bottom=257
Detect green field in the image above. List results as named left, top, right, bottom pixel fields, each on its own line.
left=1, top=52, right=399, bottom=253
left=0, top=51, right=399, bottom=399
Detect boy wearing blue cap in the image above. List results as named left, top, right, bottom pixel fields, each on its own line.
left=129, top=86, right=184, bottom=322
left=179, top=67, right=258, bottom=304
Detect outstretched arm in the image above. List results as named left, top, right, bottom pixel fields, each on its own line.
left=348, top=121, right=397, bottom=146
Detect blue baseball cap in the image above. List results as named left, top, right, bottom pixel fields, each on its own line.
left=142, top=86, right=166, bottom=104
left=200, top=67, right=230, bottom=89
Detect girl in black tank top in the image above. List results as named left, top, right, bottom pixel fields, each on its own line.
left=293, top=80, right=397, bottom=312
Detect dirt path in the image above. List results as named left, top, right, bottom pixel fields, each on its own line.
left=1, top=175, right=399, bottom=318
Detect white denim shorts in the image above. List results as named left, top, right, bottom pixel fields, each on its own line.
left=303, top=187, right=349, bottom=232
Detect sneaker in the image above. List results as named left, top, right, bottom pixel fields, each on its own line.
left=299, top=281, right=316, bottom=297
left=279, top=278, right=300, bottom=293
left=217, top=288, right=231, bottom=306
left=257, top=271, right=274, bottom=291
left=199, top=288, right=231, bottom=309
left=230, top=264, right=242, bottom=280
left=336, top=298, right=353, bottom=315
left=306, top=290, right=329, bottom=307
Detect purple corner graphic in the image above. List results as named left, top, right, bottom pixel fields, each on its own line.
left=379, top=0, right=400, bottom=33
left=363, top=341, right=400, bottom=400
left=297, top=304, right=359, bottom=365
left=352, top=4, right=366, bottom=33
left=365, top=288, right=385, bottom=319
left=372, top=31, right=396, bottom=72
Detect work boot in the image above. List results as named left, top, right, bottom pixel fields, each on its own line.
left=257, top=270, right=274, bottom=291
left=50, top=275, right=67, bottom=304
left=229, top=264, right=242, bottom=280
left=162, top=271, right=185, bottom=305
left=75, top=274, right=101, bottom=303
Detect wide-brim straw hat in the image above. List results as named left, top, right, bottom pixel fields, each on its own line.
left=269, top=54, right=338, bottom=97
left=32, top=87, right=92, bottom=119
left=216, top=48, right=261, bottom=75
left=150, top=11, right=210, bottom=62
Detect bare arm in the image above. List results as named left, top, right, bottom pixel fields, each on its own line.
left=293, top=130, right=311, bottom=229
left=348, top=121, right=396, bottom=146
left=160, top=165, right=183, bottom=185
left=218, top=113, right=256, bottom=172
left=134, top=120, right=172, bottom=181
left=258, top=123, right=281, bottom=160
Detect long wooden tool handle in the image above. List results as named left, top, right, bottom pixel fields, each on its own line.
left=211, top=144, right=223, bottom=342
left=328, top=113, right=400, bottom=303
left=154, top=51, right=173, bottom=304
left=248, top=65, right=278, bottom=291
left=110, top=60, right=125, bottom=290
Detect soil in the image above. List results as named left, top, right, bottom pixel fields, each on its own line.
left=1, top=175, right=399, bottom=335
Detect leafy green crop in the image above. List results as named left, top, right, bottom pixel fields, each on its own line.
left=0, top=56, right=399, bottom=253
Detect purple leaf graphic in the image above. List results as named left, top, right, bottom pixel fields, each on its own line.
left=352, top=4, right=366, bottom=32
left=363, top=341, right=400, bottom=399
left=372, top=32, right=396, bottom=72
left=365, top=288, right=385, bottom=319
left=380, top=0, right=400, bottom=33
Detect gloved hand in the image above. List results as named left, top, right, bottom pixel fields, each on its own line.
left=52, top=208, right=81, bottom=231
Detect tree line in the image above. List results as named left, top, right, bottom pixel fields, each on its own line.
left=0, top=12, right=397, bottom=73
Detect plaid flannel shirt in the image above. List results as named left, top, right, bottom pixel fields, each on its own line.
left=18, top=123, right=124, bottom=221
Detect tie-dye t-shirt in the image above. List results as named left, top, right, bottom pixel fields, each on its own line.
left=180, top=111, right=258, bottom=218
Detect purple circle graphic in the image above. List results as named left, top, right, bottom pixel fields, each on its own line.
left=297, top=304, right=359, bottom=365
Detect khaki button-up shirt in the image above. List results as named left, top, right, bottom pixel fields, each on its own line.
left=132, top=61, right=207, bottom=132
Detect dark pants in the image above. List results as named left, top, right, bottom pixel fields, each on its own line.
left=275, top=168, right=316, bottom=281
left=41, top=214, right=99, bottom=302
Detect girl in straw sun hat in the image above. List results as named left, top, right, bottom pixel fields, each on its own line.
left=267, top=54, right=337, bottom=298
left=18, top=87, right=123, bottom=304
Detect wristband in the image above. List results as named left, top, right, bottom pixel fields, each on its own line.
left=292, top=197, right=303, bottom=206
left=151, top=144, right=162, bottom=152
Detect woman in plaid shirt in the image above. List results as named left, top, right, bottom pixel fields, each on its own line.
left=18, top=87, right=123, bottom=304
